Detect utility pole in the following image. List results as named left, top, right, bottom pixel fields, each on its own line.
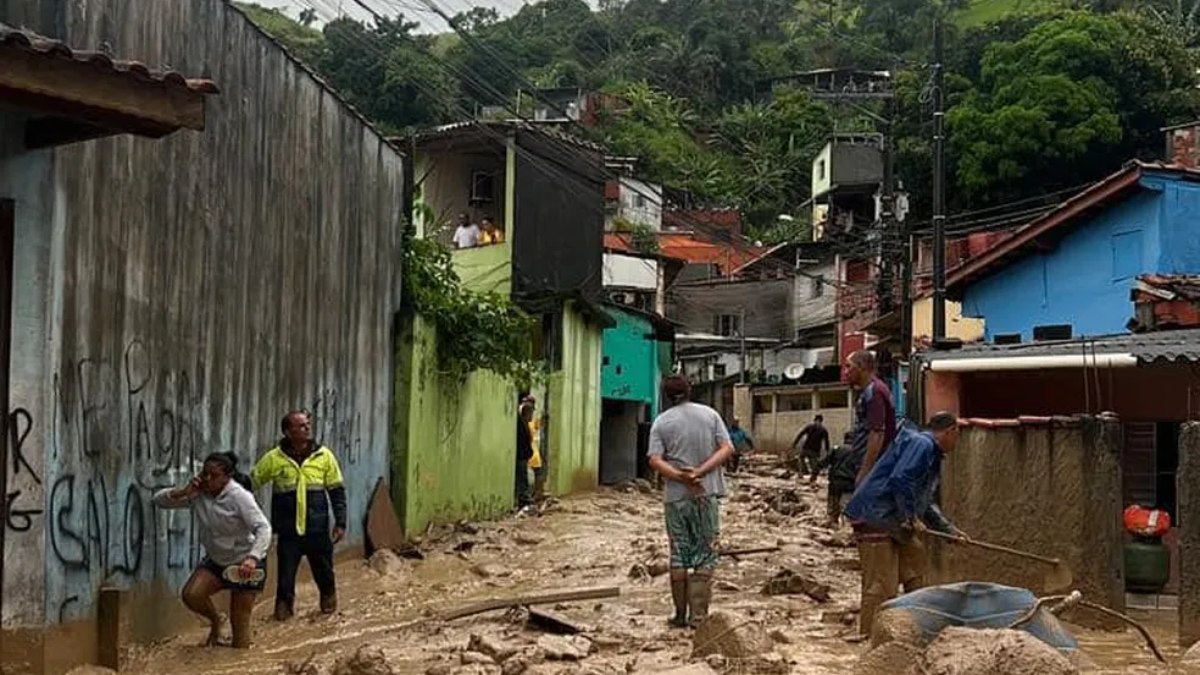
left=739, top=308, right=747, bottom=384
left=931, top=17, right=947, bottom=341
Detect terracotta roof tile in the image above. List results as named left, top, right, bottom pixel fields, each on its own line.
left=0, top=22, right=219, bottom=94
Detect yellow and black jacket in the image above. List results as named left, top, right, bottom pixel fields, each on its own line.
left=252, top=441, right=347, bottom=537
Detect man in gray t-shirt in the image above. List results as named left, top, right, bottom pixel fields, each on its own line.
left=647, top=374, right=734, bottom=629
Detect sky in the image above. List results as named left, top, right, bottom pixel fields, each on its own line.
left=260, top=0, right=598, bottom=34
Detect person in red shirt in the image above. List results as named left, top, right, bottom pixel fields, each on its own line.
left=844, top=350, right=896, bottom=486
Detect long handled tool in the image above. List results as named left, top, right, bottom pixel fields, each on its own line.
left=925, top=530, right=1074, bottom=592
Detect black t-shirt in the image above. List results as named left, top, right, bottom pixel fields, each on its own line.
left=799, top=423, right=829, bottom=453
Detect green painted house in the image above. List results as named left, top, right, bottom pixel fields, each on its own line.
left=599, top=303, right=675, bottom=484
left=392, top=122, right=611, bottom=534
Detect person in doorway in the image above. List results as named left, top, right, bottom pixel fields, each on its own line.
left=524, top=395, right=548, bottom=501
left=809, top=431, right=856, bottom=528
left=516, top=399, right=535, bottom=509
left=452, top=212, right=480, bottom=249
left=252, top=410, right=348, bottom=621
left=792, top=414, right=831, bottom=478
left=845, top=350, right=897, bottom=486
left=647, top=374, right=735, bottom=629
left=479, top=216, right=505, bottom=245
left=843, top=412, right=969, bottom=637
left=727, top=418, right=754, bottom=474
left=154, top=452, right=271, bottom=648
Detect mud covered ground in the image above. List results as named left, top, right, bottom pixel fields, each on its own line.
left=121, top=456, right=1176, bottom=674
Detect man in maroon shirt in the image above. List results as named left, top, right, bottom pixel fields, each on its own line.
left=845, top=350, right=896, bottom=486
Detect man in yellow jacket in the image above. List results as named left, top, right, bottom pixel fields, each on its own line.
left=252, top=410, right=347, bottom=620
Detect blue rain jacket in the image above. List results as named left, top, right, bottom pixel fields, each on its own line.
left=843, top=423, right=955, bottom=534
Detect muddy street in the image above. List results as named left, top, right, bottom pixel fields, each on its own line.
left=121, top=458, right=1173, bottom=674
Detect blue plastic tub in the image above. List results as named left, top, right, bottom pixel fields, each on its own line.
left=879, top=582, right=1079, bottom=653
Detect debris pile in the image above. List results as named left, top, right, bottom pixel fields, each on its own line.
left=760, top=568, right=831, bottom=602
left=330, top=646, right=398, bottom=675
left=856, top=627, right=1080, bottom=675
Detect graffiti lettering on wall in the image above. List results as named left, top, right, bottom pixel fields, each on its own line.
left=7, top=407, right=44, bottom=532
left=310, top=388, right=363, bottom=466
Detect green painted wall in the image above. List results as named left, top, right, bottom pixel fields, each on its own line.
left=547, top=302, right=604, bottom=495
left=601, top=308, right=661, bottom=415
left=393, top=312, right=516, bottom=535
left=453, top=242, right=512, bottom=294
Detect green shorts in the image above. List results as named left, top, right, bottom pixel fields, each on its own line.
left=664, top=495, right=720, bottom=570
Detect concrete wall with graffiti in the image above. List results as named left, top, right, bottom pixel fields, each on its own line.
left=0, top=0, right=403, bottom=664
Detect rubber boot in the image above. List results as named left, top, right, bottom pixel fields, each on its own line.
left=274, top=599, right=294, bottom=622
left=688, top=569, right=713, bottom=628
left=320, top=591, right=338, bottom=614
left=668, top=571, right=689, bottom=628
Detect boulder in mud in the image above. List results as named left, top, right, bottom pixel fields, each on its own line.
left=920, top=627, right=1077, bottom=675
left=690, top=610, right=772, bottom=659
left=870, top=608, right=925, bottom=648
left=855, top=640, right=923, bottom=675
left=467, top=634, right=517, bottom=662
left=368, top=549, right=406, bottom=577
left=760, top=568, right=831, bottom=602
left=536, top=634, right=592, bottom=661
left=331, top=646, right=398, bottom=675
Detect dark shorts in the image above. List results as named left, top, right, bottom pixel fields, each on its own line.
left=201, top=557, right=266, bottom=592
left=664, top=495, right=720, bottom=570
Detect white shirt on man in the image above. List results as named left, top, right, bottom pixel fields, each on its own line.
left=453, top=223, right=481, bottom=249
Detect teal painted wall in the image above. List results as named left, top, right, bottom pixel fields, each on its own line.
left=601, top=308, right=662, bottom=415
left=548, top=302, right=604, bottom=495
left=393, top=313, right=516, bottom=535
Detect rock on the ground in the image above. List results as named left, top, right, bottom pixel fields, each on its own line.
left=690, top=610, right=772, bottom=659
left=425, top=665, right=454, bottom=675
left=654, top=665, right=718, bottom=675
left=471, top=563, right=512, bottom=579
left=855, top=641, right=923, bottom=675
left=460, top=652, right=496, bottom=666
left=646, top=559, right=671, bottom=577
left=513, top=532, right=544, bottom=546
left=468, top=634, right=518, bottom=662
left=280, top=656, right=320, bottom=675
left=920, top=628, right=1078, bottom=675
left=870, top=609, right=925, bottom=648
left=368, top=549, right=407, bottom=577
left=760, top=568, right=831, bottom=602
left=331, top=646, right=398, bottom=675
left=500, top=656, right=529, bottom=675
left=768, top=628, right=793, bottom=644
left=536, top=634, right=593, bottom=661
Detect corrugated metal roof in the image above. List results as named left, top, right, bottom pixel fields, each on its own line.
left=0, top=22, right=218, bottom=94
left=403, top=120, right=607, bottom=153
left=921, top=329, right=1200, bottom=364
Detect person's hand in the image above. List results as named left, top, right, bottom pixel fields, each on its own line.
left=238, top=557, right=257, bottom=580
left=331, top=526, right=345, bottom=544
left=912, top=520, right=928, bottom=534
left=951, top=528, right=970, bottom=544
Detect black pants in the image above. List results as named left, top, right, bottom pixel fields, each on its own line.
left=515, top=458, right=532, bottom=506
left=276, top=533, right=336, bottom=606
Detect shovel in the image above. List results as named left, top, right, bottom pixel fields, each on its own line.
left=926, top=529, right=1074, bottom=592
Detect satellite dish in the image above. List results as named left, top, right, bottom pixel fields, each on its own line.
left=784, top=363, right=807, bottom=380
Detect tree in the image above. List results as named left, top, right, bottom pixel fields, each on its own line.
left=948, top=11, right=1200, bottom=205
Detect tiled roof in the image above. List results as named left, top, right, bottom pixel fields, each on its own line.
left=0, top=22, right=218, bottom=94
left=1136, top=274, right=1200, bottom=301
left=921, top=329, right=1200, bottom=364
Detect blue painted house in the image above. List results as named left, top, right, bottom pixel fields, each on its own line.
left=949, top=162, right=1200, bottom=340
left=599, top=303, right=675, bottom=484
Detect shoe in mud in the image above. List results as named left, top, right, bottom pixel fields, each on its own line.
left=274, top=601, right=294, bottom=622
left=320, top=592, right=338, bottom=614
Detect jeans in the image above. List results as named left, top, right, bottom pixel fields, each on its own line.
left=276, top=532, right=336, bottom=607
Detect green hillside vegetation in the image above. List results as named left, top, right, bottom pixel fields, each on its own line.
left=238, top=0, right=1200, bottom=241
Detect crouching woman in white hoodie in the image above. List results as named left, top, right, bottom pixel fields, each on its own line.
left=154, top=451, right=272, bottom=648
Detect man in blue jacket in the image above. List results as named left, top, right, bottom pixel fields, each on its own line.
left=843, top=411, right=969, bottom=637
